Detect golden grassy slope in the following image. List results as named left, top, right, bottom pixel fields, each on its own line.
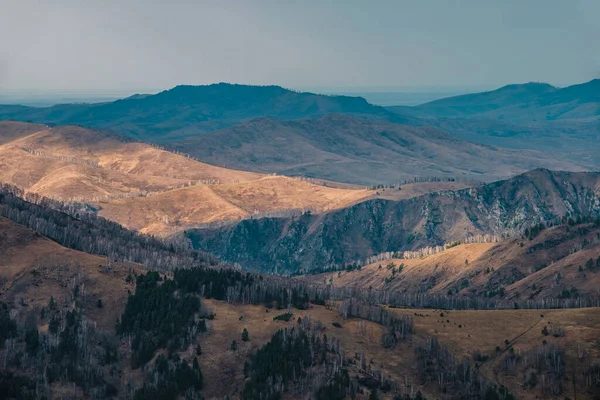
left=0, top=122, right=263, bottom=199
left=0, top=122, right=397, bottom=235
left=314, top=243, right=496, bottom=292
left=0, top=122, right=477, bottom=236
left=7, top=124, right=263, bottom=183
left=96, top=175, right=372, bottom=234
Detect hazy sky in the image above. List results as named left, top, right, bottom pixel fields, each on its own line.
left=1, top=0, right=598, bottom=93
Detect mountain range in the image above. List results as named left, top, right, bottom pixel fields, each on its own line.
left=387, top=79, right=600, bottom=168
left=1, top=79, right=600, bottom=400
left=0, top=83, right=407, bottom=142
left=389, top=79, right=600, bottom=122
left=3, top=81, right=596, bottom=184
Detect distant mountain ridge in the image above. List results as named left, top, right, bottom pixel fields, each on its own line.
left=1, top=81, right=597, bottom=184
left=388, top=79, right=599, bottom=121
left=399, top=82, right=558, bottom=118
left=0, top=83, right=408, bottom=142
left=386, top=79, right=600, bottom=168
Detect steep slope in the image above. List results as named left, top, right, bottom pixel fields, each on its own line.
left=175, top=114, right=581, bottom=185
left=0, top=84, right=408, bottom=142
left=307, top=222, right=600, bottom=303
left=186, top=169, right=600, bottom=272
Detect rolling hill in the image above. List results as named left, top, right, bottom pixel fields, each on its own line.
left=0, top=121, right=398, bottom=235
left=173, top=114, right=582, bottom=185
left=0, top=121, right=262, bottom=199
left=186, top=169, right=600, bottom=273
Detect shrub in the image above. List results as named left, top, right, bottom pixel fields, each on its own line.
left=273, top=312, right=293, bottom=322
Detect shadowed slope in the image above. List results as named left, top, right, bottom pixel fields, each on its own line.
left=187, top=169, right=600, bottom=272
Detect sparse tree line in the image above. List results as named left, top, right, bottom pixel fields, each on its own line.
left=0, top=183, right=220, bottom=270
left=17, top=146, right=101, bottom=168
left=415, top=337, right=516, bottom=400
left=339, top=299, right=413, bottom=345
left=496, top=336, right=600, bottom=398
left=364, top=176, right=480, bottom=191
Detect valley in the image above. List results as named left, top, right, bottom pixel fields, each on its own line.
left=1, top=213, right=599, bottom=400
left=187, top=169, right=600, bottom=273
left=3, top=3, right=600, bottom=399
left=0, top=81, right=599, bottom=400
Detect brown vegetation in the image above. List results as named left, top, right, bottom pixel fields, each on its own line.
left=309, top=222, right=600, bottom=303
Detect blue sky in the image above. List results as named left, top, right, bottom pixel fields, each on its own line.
left=1, top=0, right=598, bottom=93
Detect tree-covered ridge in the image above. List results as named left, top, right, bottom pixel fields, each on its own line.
left=173, top=267, right=314, bottom=309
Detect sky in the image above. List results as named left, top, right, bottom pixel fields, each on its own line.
left=0, top=0, right=599, bottom=95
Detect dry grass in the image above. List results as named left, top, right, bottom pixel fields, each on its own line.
left=0, top=122, right=479, bottom=236
left=309, top=223, right=600, bottom=301
left=0, top=216, right=136, bottom=330
left=0, top=122, right=262, bottom=202
left=390, top=307, right=600, bottom=400
left=97, top=177, right=473, bottom=235
left=8, top=124, right=263, bottom=183
left=313, top=243, right=496, bottom=293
